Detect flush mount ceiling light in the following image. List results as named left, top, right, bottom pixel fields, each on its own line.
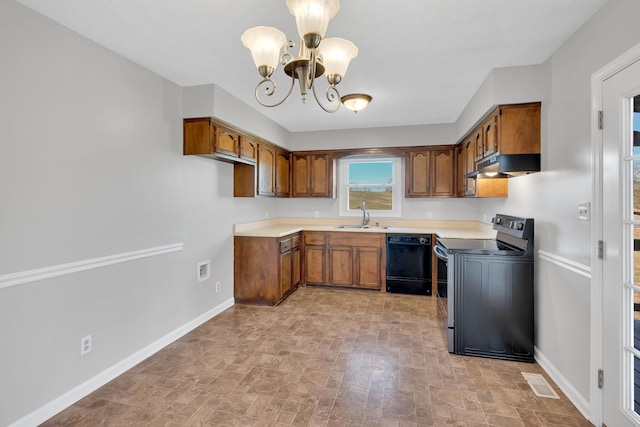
left=241, top=0, right=371, bottom=113
left=340, top=94, right=372, bottom=113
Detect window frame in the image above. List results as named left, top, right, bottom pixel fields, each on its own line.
left=338, top=155, right=402, bottom=218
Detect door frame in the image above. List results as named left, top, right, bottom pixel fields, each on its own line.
left=591, top=40, right=640, bottom=426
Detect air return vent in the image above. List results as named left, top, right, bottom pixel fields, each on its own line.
left=521, top=372, right=559, bottom=399
left=197, top=260, right=210, bottom=283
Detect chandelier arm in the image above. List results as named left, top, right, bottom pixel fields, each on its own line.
left=254, top=75, right=296, bottom=108
left=280, top=40, right=296, bottom=65
left=308, top=48, right=317, bottom=89
left=311, top=82, right=341, bottom=113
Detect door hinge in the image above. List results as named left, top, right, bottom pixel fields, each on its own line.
left=598, top=240, right=604, bottom=259
left=598, top=369, right=604, bottom=389
left=598, top=110, right=603, bottom=130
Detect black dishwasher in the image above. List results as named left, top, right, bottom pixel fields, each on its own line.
left=386, top=234, right=432, bottom=295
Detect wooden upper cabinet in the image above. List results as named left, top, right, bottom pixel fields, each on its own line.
left=215, top=125, right=240, bottom=157
left=291, top=152, right=334, bottom=198
left=482, top=110, right=499, bottom=158
left=406, top=148, right=454, bottom=198
left=473, top=126, right=484, bottom=162
left=239, top=134, right=258, bottom=162
left=474, top=102, right=541, bottom=161
left=257, top=143, right=276, bottom=196
left=275, top=149, right=291, bottom=197
left=183, top=117, right=257, bottom=165
left=456, top=144, right=465, bottom=197
left=406, top=151, right=430, bottom=197
left=498, top=102, right=541, bottom=155
left=430, top=148, right=455, bottom=197
left=465, top=138, right=477, bottom=196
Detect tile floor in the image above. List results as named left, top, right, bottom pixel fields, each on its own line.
left=42, top=287, right=593, bottom=426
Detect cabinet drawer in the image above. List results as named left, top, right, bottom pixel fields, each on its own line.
left=280, top=238, right=292, bottom=253
left=303, top=232, right=326, bottom=245
left=291, top=234, right=300, bottom=248
left=329, top=232, right=383, bottom=247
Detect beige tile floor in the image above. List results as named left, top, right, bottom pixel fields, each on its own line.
left=42, top=287, right=593, bottom=426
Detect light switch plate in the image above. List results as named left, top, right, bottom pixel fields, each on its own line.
left=578, top=202, right=590, bottom=221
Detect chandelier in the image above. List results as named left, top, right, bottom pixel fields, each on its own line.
left=241, top=0, right=371, bottom=113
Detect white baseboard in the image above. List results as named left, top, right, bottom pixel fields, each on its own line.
left=9, top=297, right=235, bottom=427
left=534, top=346, right=591, bottom=421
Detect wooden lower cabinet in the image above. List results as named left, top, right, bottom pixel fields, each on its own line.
left=303, top=232, right=327, bottom=284
left=234, top=233, right=300, bottom=305
left=302, top=232, right=385, bottom=290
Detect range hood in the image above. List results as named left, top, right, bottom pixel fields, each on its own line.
left=465, top=154, right=541, bottom=178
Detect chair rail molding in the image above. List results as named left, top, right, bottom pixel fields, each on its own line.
left=0, top=243, right=184, bottom=290
left=537, top=250, right=591, bottom=279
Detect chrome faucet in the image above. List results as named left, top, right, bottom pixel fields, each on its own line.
left=361, top=201, right=370, bottom=227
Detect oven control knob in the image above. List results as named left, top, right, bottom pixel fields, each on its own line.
left=517, top=223, right=524, bottom=230
left=495, top=218, right=501, bottom=224
left=419, top=237, right=427, bottom=244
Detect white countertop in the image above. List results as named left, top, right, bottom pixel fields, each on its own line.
left=234, top=217, right=496, bottom=239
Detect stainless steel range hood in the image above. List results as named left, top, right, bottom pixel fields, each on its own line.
left=465, top=154, right=541, bottom=178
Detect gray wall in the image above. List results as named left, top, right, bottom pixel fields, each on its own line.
left=4, top=0, right=640, bottom=424
left=0, top=1, right=280, bottom=425
left=498, top=0, right=640, bottom=409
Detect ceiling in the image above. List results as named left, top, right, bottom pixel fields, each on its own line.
left=16, top=0, right=607, bottom=133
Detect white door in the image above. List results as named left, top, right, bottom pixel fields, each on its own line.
left=602, top=57, right=640, bottom=427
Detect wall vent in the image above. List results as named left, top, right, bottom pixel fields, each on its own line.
left=197, top=260, right=210, bottom=283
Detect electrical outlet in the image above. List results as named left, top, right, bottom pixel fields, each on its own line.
left=427, top=212, right=433, bottom=219
left=314, top=211, right=319, bottom=218
left=215, top=281, right=220, bottom=293
left=264, top=211, right=269, bottom=219
left=80, top=335, right=92, bottom=356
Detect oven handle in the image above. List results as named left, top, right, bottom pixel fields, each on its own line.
left=433, top=244, right=449, bottom=262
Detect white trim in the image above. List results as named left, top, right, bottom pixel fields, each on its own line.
left=537, top=250, right=591, bottom=279
left=591, top=40, right=640, bottom=427
left=535, top=346, right=591, bottom=421
left=0, top=243, right=184, bottom=290
left=9, top=297, right=235, bottom=427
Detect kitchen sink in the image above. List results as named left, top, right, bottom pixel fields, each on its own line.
left=334, top=225, right=391, bottom=230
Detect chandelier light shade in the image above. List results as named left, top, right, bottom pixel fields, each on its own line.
left=287, top=0, right=339, bottom=46
left=319, top=37, right=358, bottom=85
left=241, top=0, right=371, bottom=113
left=241, top=26, right=287, bottom=78
left=341, top=94, right=372, bottom=113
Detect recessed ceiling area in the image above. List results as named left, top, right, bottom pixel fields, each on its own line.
left=15, top=0, right=607, bottom=132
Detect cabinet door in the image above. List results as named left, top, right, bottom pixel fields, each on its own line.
left=456, top=144, right=465, bottom=197
left=430, top=149, right=454, bottom=197
left=482, top=111, right=499, bottom=158
left=406, top=150, right=430, bottom=197
left=310, top=154, right=332, bottom=197
left=275, top=150, right=291, bottom=197
left=292, top=246, right=301, bottom=287
left=257, top=143, right=275, bottom=196
left=474, top=127, right=484, bottom=161
left=498, top=103, right=541, bottom=155
left=465, top=139, right=477, bottom=196
left=305, top=245, right=326, bottom=284
left=239, top=135, right=257, bottom=162
left=355, top=247, right=381, bottom=289
left=292, top=155, right=311, bottom=197
left=215, top=125, right=240, bottom=157
left=279, top=250, right=292, bottom=298
left=329, top=246, right=353, bottom=286
left=183, top=118, right=215, bottom=155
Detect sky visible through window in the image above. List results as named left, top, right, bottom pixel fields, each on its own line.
left=348, top=162, right=393, bottom=185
